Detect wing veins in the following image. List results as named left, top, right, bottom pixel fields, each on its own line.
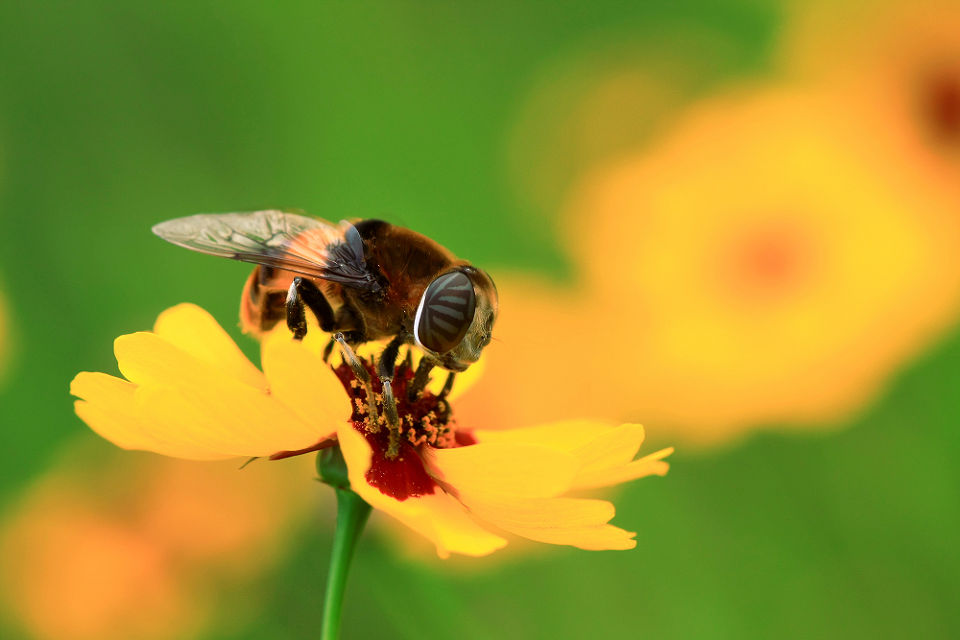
left=153, top=210, right=380, bottom=291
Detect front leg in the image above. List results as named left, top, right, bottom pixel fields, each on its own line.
left=407, top=359, right=436, bottom=401
left=378, top=334, right=406, bottom=459
left=334, top=333, right=381, bottom=433
left=437, top=371, right=456, bottom=400
left=286, top=277, right=336, bottom=341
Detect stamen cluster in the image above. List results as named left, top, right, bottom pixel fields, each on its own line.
left=332, top=354, right=457, bottom=449
left=332, top=352, right=472, bottom=501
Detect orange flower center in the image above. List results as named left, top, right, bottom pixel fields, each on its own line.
left=333, top=356, right=474, bottom=501
left=718, top=220, right=816, bottom=303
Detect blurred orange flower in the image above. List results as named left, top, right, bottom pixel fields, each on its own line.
left=464, top=89, right=960, bottom=444
left=0, top=450, right=310, bottom=640
left=2, top=497, right=194, bottom=640
left=71, top=304, right=671, bottom=558
left=781, top=0, right=960, bottom=202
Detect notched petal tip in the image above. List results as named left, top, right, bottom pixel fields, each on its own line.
left=573, top=444, right=674, bottom=490
left=70, top=374, right=154, bottom=453
left=645, top=446, right=674, bottom=474
left=70, top=371, right=134, bottom=403
left=86, top=323, right=320, bottom=459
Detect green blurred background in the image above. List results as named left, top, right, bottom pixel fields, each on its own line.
left=1, top=1, right=958, bottom=638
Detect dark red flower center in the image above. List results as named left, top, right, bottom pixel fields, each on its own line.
left=331, top=355, right=475, bottom=501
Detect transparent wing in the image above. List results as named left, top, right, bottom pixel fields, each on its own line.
left=152, top=210, right=379, bottom=291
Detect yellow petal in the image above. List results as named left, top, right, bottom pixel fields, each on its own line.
left=574, top=447, right=674, bottom=490
left=513, top=525, right=638, bottom=550
left=133, top=380, right=319, bottom=458
left=113, top=331, right=201, bottom=388
left=113, top=332, right=321, bottom=457
left=336, top=423, right=507, bottom=558
left=71, top=372, right=230, bottom=460
left=473, top=420, right=621, bottom=453
left=467, top=495, right=614, bottom=527
left=463, top=495, right=636, bottom=549
left=426, top=443, right=577, bottom=499
left=153, top=303, right=265, bottom=390
left=260, top=330, right=348, bottom=440
left=568, top=423, right=670, bottom=489
left=404, top=493, right=510, bottom=559
left=571, top=423, right=647, bottom=471
left=475, top=422, right=673, bottom=491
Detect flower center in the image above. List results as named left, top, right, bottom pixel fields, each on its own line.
left=332, top=353, right=473, bottom=501
left=716, top=219, right=817, bottom=305
left=920, top=65, right=960, bottom=147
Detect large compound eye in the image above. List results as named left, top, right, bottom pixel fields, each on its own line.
left=415, top=271, right=476, bottom=354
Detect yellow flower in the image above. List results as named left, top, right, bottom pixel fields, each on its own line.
left=465, top=89, right=960, bottom=443
left=71, top=304, right=672, bottom=558
left=780, top=0, right=960, bottom=201
left=506, top=34, right=717, bottom=217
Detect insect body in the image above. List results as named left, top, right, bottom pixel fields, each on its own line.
left=152, top=210, right=498, bottom=457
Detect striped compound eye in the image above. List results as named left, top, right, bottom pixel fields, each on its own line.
left=415, top=270, right=476, bottom=354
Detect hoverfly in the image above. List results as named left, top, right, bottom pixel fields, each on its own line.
left=152, top=210, right=498, bottom=457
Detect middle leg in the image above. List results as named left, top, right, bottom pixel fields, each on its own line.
left=407, top=359, right=436, bottom=401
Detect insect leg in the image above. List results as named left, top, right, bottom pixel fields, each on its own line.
left=437, top=372, right=456, bottom=400
left=322, top=337, right=336, bottom=363
left=334, top=332, right=381, bottom=433
left=377, top=335, right=406, bottom=459
left=286, top=277, right=336, bottom=340
left=407, top=359, right=436, bottom=401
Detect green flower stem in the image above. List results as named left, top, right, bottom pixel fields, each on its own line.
left=318, top=446, right=371, bottom=640
left=321, top=487, right=372, bottom=640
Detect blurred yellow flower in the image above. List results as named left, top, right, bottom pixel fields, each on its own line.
left=507, top=34, right=720, bottom=216
left=466, top=89, right=960, bottom=443
left=455, top=276, right=592, bottom=433
left=71, top=304, right=672, bottom=558
left=781, top=0, right=960, bottom=202
left=0, top=449, right=309, bottom=640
